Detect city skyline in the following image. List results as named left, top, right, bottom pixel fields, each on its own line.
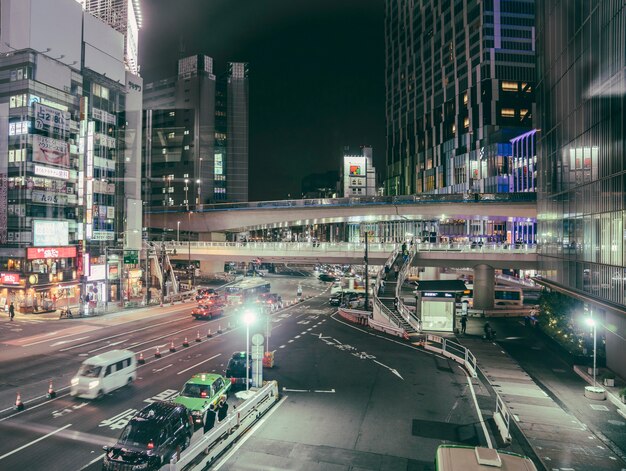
left=139, top=0, right=386, bottom=201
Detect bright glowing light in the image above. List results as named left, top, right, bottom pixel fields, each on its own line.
left=585, top=317, right=595, bottom=328
left=243, top=309, right=257, bottom=325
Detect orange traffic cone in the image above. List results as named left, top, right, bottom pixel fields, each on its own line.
left=182, top=337, right=189, bottom=347
left=207, top=329, right=213, bottom=338
left=195, top=331, right=201, bottom=342
left=15, top=392, right=24, bottom=411
left=46, top=380, right=56, bottom=399
left=169, top=340, right=176, bottom=352
left=217, top=325, right=223, bottom=334
left=138, top=352, right=146, bottom=364
left=155, top=346, right=162, bottom=358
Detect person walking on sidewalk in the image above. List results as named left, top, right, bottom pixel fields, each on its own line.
left=483, top=321, right=494, bottom=340
left=460, top=315, right=467, bottom=334
left=8, top=302, right=15, bottom=321
left=393, top=264, right=399, bottom=279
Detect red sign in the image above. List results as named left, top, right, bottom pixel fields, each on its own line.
left=0, top=273, right=21, bottom=285
left=27, top=246, right=77, bottom=260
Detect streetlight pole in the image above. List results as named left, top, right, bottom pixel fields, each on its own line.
left=243, top=309, right=256, bottom=392
left=364, top=230, right=369, bottom=309
left=585, top=315, right=597, bottom=387
left=177, top=221, right=180, bottom=243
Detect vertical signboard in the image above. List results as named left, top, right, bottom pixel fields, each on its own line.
left=0, top=103, right=8, bottom=244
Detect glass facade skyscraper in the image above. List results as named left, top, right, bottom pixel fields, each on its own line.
left=385, top=0, right=535, bottom=196
left=536, top=1, right=626, bottom=376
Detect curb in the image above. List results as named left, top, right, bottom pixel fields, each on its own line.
left=573, top=365, right=626, bottom=414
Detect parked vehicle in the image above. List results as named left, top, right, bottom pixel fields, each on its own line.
left=174, top=373, right=231, bottom=427
left=70, top=350, right=136, bottom=399
left=225, top=351, right=252, bottom=388
left=318, top=273, right=337, bottom=283
left=195, top=287, right=216, bottom=301
left=102, top=401, right=193, bottom=471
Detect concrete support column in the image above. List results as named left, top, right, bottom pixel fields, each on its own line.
left=199, top=259, right=226, bottom=275
left=473, top=264, right=495, bottom=310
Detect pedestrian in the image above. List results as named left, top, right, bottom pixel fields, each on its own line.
left=460, top=315, right=467, bottom=334
left=393, top=297, right=399, bottom=310
left=393, top=265, right=399, bottom=279
left=217, top=397, right=229, bottom=422
left=483, top=321, right=493, bottom=340
left=384, top=264, right=390, bottom=277
left=8, top=302, right=15, bottom=321
left=203, top=403, right=217, bottom=433
left=401, top=241, right=407, bottom=253
left=33, top=296, right=38, bottom=312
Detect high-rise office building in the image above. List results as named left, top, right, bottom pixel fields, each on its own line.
left=536, top=1, right=626, bottom=376
left=76, top=0, right=142, bottom=74
left=143, top=56, right=249, bottom=210
left=385, top=0, right=535, bottom=196
left=0, top=0, right=143, bottom=312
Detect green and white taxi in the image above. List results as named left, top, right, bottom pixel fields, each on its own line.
left=174, top=373, right=231, bottom=427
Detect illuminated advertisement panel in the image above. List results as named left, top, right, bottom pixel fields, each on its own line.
left=34, top=165, right=69, bottom=180
left=33, top=102, right=70, bottom=134
left=0, top=273, right=21, bottom=285
left=33, top=135, right=70, bottom=167
left=27, top=246, right=77, bottom=260
left=33, top=220, right=69, bottom=246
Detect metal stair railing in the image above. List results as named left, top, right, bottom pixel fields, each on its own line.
left=395, top=245, right=421, bottom=332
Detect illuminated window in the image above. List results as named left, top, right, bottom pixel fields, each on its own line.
left=463, top=93, right=468, bottom=105
left=464, top=117, right=469, bottom=128
left=184, top=130, right=190, bottom=135
left=184, top=145, right=190, bottom=150
left=169, top=111, right=175, bottom=117
left=520, top=109, right=529, bottom=120
left=451, top=124, right=456, bottom=134
left=501, top=81, right=518, bottom=92
left=501, top=108, right=515, bottom=118
left=168, top=132, right=175, bottom=139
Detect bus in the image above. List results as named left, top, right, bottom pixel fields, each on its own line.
left=436, top=445, right=537, bottom=470
left=462, top=285, right=524, bottom=307
left=224, top=278, right=271, bottom=305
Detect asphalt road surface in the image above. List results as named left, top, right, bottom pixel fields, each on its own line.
left=0, top=274, right=510, bottom=470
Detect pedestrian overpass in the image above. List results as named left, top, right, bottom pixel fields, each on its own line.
left=166, top=241, right=538, bottom=271
left=147, top=193, right=537, bottom=234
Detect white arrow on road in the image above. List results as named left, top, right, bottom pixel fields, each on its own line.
left=373, top=359, right=404, bottom=380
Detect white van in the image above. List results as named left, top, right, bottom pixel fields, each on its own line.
left=70, top=349, right=137, bottom=399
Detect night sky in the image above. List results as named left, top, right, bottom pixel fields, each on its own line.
left=139, top=0, right=385, bottom=201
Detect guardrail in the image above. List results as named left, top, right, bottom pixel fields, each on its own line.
left=395, top=246, right=421, bottom=332
left=150, top=192, right=537, bottom=214
left=494, top=393, right=512, bottom=444
left=423, top=334, right=477, bottom=378
left=161, top=241, right=538, bottom=255
left=165, top=381, right=280, bottom=470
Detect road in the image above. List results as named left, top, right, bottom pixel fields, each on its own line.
left=0, top=273, right=509, bottom=470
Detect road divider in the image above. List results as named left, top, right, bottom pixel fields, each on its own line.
left=14, top=392, right=24, bottom=411
left=167, top=381, right=280, bottom=470
left=46, top=380, right=56, bottom=399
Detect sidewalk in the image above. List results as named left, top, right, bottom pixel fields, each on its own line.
left=457, top=316, right=626, bottom=470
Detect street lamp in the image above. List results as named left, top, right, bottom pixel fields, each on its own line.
left=242, top=309, right=257, bottom=391
left=177, top=221, right=180, bottom=243
left=585, top=316, right=597, bottom=387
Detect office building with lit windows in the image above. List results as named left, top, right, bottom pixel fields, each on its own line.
left=385, top=0, right=535, bottom=197
left=536, top=1, right=626, bottom=376
left=143, top=56, right=249, bottom=208
left=0, top=0, right=143, bottom=312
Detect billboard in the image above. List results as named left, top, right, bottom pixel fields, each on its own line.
left=33, top=220, right=69, bottom=247
left=27, top=246, right=77, bottom=260
left=34, top=102, right=70, bottom=134
left=33, top=135, right=70, bottom=167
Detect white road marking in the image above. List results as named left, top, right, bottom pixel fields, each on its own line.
left=177, top=354, right=221, bottom=375
left=0, top=423, right=72, bottom=461
left=283, top=388, right=309, bottom=392
left=77, top=453, right=105, bottom=471
left=279, top=345, right=286, bottom=349
left=373, top=359, right=404, bottom=380
left=288, top=339, right=294, bottom=343
left=50, top=336, right=91, bottom=347
left=152, top=364, right=173, bottom=373
left=88, top=339, right=129, bottom=354
left=467, top=376, right=493, bottom=449
left=294, top=335, right=301, bottom=339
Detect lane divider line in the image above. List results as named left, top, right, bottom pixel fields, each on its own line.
left=0, top=423, right=72, bottom=461
left=177, top=354, right=222, bottom=375
left=467, top=376, right=493, bottom=449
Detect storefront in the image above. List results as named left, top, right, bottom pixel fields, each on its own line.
left=414, top=280, right=467, bottom=332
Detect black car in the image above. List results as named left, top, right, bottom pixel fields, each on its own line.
left=102, top=401, right=193, bottom=471
left=318, top=273, right=337, bottom=283
left=225, top=351, right=252, bottom=389
left=329, top=294, right=342, bottom=306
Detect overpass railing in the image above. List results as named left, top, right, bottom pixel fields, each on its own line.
left=396, top=246, right=422, bottom=332
left=163, top=240, right=537, bottom=255
left=150, top=192, right=536, bottom=214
